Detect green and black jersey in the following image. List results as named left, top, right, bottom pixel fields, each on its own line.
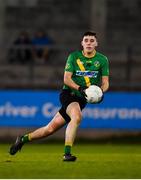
left=63, top=50, right=109, bottom=97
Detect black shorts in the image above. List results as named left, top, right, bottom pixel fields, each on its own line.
left=58, top=89, right=87, bottom=123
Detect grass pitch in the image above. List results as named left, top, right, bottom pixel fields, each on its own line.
left=1, top=143, right=141, bottom=179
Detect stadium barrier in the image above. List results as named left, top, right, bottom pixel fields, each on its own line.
left=0, top=90, right=141, bottom=130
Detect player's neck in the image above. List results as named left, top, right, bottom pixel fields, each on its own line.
left=82, top=50, right=96, bottom=58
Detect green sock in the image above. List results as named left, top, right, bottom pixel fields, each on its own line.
left=64, top=145, right=71, bottom=155
left=21, top=134, right=30, bottom=143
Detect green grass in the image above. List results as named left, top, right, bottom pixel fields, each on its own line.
left=1, top=143, right=141, bottom=178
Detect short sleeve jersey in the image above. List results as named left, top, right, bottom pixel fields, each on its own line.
left=63, top=50, right=109, bottom=97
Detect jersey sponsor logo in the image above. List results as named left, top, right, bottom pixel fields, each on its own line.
left=76, top=70, right=98, bottom=78
left=65, top=63, right=71, bottom=69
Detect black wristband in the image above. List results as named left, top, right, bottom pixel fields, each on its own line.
left=78, top=86, right=87, bottom=97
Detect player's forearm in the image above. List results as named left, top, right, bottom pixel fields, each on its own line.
left=64, top=76, right=79, bottom=90
left=101, top=81, right=109, bottom=92
left=101, top=76, right=109, bottom=92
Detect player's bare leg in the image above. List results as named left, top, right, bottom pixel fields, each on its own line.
left=63, top=102, right=82, bottom=161
left=29, top=112, right=65, bottom=140
left=9, top=112, right=66, bottom=155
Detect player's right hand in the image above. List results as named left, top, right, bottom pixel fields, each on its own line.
left=78, top=86, right=87, bottom=98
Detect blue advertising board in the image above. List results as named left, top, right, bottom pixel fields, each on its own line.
left=0, top=90, right=141, bottom=129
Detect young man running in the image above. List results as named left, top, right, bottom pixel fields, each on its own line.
left=9, top=31, right=109, bottom=161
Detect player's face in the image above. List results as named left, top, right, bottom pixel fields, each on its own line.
left=81, top=35, right=98, bottom=53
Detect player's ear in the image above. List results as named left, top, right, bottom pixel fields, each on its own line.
left=95, top=40, right=98, bottom=47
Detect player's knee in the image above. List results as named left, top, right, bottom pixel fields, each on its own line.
left=72, top=112, right=82, bottom=124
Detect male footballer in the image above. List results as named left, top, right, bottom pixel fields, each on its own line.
left=9, top=31, right=109, bottom=161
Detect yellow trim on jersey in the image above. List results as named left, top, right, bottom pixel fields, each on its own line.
left=82, top=49, right=96, bottom=58
left=76, top=59, right=91, bottom=87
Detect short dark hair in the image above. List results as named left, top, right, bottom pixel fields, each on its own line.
left=82, top=31, right=97, bottom=38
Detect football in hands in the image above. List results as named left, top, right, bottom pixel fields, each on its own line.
left=85, top=85, right=103, bottom=103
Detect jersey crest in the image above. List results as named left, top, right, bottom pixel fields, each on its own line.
left=94, top=61, right=100, bottom=68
